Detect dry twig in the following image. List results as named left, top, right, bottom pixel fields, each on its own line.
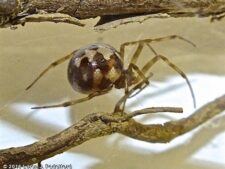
left=0, top=0, right=225, bottom=29
left=0, top=94, right=225, bottom=166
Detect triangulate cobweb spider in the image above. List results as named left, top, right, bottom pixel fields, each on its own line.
left=26, top=35, right=196, bottom=112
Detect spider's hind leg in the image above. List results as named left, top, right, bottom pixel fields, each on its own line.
left=31, top=90, right=109, bottom=109
left=141, top=44, right=196, bottom=108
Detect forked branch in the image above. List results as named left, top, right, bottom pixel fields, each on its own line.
left=0, top=94, right=225, bottom=166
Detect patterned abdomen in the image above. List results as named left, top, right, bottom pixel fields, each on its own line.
left=67, top=43, right=123, bottom=94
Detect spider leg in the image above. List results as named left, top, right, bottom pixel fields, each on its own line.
left=130, top=43, right=144, bottom=64
left=114, top=73, right=152, bottom=113
left=26, top=51, right=75, bottom=90
left=128, top=82, right=149, bottom=98
left=119, top=35, right=196, bottom=61
left=115, top=43, right=151, bottom=113
left=31, top=90, right=109, bottom=109
left=141, top=44, right=196, bottom=108
left=120, top=76, right=129, bottom=113
left=116, top=36, right=196, bottom=112
left=119, top=35, right=195, bottom=85
left=129, top=63, right=149, bottom=85
left=117, top=63, right=150, bottom=113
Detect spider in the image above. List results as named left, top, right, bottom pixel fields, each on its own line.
left=26, top=35, right=196, bottom=112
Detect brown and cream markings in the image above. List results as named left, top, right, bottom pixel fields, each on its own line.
left=27, top=35, right=196, bottom=109
left=68, top=43, right=124, bottom=94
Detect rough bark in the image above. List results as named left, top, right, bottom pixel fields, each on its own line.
left=0, top=0, right=225, bottom=29
left=0, top=94, right=225, bottom=167
left=19, top=0, right=225, bottom=19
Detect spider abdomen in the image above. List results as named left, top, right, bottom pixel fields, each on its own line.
left=68, top=43, right=123, bottom=94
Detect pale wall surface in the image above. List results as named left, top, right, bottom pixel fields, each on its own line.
left=0, top=17, right=225, bottom=168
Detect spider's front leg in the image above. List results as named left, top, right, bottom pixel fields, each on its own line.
left=113, top=73, right=152, bottom=114
left=120, top=36, right=196, bottom=108
left=115, top=42, right=150, bottom=113
left=115, top=35, right=196, bottom=113
left=141, top=44, right=196, bottom=108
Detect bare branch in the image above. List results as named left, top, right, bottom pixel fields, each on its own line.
left=94, top=13, right=171, bottom=32
left=16, top=13, right=85, bottom=26
left=120, top=94, right=225, bottom=142
left=0, top=0, right=225, bottom=29
left=0, top=94, right=225, bottom=166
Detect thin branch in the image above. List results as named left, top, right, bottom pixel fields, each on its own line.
left=94, top=13, right=171, bottom=32
left=0, top=94, right=225, bottom=166
left=0, top=0, right=225, bottom=29
left=120, top=94, right=225, bottom=142
left=126, top=107, right=183, bottom=119
left=16, top=13, right=85, bottom=26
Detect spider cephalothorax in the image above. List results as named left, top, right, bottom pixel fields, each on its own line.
left=26, top=35, right=196, bottom=111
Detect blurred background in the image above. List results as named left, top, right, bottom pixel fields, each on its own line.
left=0, top=17, right=225, bottom=168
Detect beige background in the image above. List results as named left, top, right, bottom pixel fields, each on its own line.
left=0, top=17, right=225, bottom=168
